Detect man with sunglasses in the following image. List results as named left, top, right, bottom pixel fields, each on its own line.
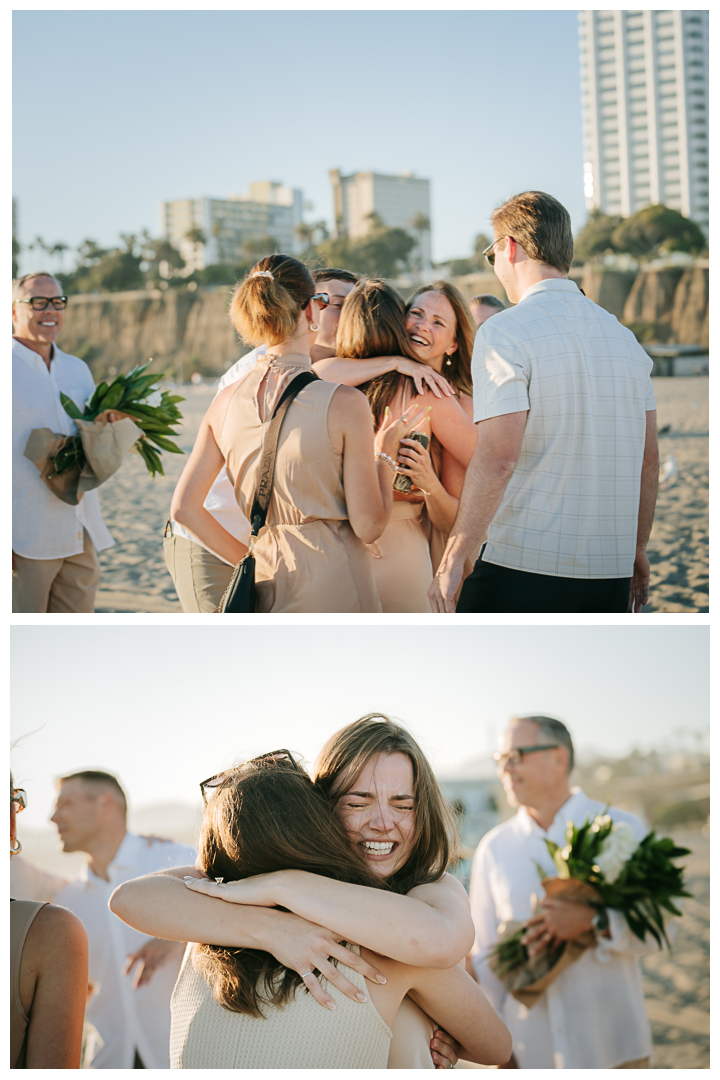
left=467, top=715, right=655, bottom=1069
left=12, top=271, right=114, bottom=612
left=164, top=267, right=358, bottom=612
left=429, top=191, right=658, bottom=615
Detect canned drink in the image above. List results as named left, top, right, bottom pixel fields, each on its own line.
left=393, top=430, right=430, bottom=493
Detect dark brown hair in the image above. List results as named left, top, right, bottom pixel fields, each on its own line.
left=406, top=282, right=475, bottom=398
left=229, top=254, right=315, bottom=347
left=491, top=191, right=574, bottom=273
left=313, top=714, right=458, bottom=894
left=193, top=758, right=387, bottom=1017
left=470, top=294, right=506, bottom=312
left=334, top=279, right=419, bottom=428
left=312, top=267, right=359, bottom=285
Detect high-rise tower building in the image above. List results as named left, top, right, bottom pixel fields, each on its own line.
left=579, top=9, right=708, bottom=234
left=329, top=169, right=432, bottom=269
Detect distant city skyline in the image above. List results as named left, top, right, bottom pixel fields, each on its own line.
left=11, top=625, right=709, bottom=835
left=13, top=8, right=585, bottom=273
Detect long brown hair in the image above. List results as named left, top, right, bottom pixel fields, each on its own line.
left=193, top=758, right=386, bottom=1017
left=406, top=282, right=475, bottom=397
left=229, top=254, right=315, bottom=347
left=313, top=714, right=459, bottom=894
left=334, top=279, right=420, bottom=429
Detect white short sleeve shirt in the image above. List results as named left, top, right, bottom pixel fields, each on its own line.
left=53, top=833, right=197, bottom=1070
left=472, top=280, right=656, bottom=578
left=12, top=338, right=114, bottom=558
left=171, top=346, right=264, bottom=554
left=469, top=790, right=655, bottom=1069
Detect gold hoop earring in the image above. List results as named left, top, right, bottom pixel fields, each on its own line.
left=310, top=321, right=319, bottom=332
left=10, top=838, right=22, bottom=855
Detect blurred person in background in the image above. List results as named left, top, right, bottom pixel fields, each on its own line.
left=430, top=190, right=659, bottom=615
left=171, top=255, right=412, bottom=613
left=163, top=268, right=359, bottom=613
left=11, top=775, right=88, bottom=1068
left=12, top=272, right=114, bottom=613
left=469, top=293, right=507, bottom=328
left=468, top=715, right=656, bottom=1069
left=50, top=770, right=195, bottom=1068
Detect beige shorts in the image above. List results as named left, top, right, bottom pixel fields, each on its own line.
left=12, top=530, right=101, bottom=613
left=163, top=533, right=233, bottom=613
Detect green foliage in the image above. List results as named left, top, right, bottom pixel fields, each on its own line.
left=574, top=210, right=624, bottom=263
left=611, top=204, right=707, bottom=260
left=315, top=217, right=416, bottom=278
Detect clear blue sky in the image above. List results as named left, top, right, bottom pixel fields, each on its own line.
left=13, top=8, right=585, bottom=269
left=11, top=625, right=709, bottom=832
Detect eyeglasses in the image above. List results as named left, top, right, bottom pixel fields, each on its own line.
left=15, top=296, right=68, bottom=311
left=482, top=237, right=513, bottom=268
left=303, top=292, right=330, bottom=311
left=11, top=789, right=27, bottom=811
left=200, top=749, right=300, bottom=806
left=493, top=745, right=559, bottom=769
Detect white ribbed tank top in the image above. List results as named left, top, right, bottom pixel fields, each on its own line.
left=170, top=944, right=392, bottom=1069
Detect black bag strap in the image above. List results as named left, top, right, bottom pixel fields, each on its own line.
left=248, top=368, right=318, bottom=534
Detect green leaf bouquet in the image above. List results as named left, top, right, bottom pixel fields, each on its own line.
left=50, top=362, right=185, bottom=479
left=489, top=813, right=691, bottom=1004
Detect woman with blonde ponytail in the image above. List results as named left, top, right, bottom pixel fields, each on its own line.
left=170, top=255, right=414, bottom=612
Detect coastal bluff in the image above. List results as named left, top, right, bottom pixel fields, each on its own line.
left=59, top=265, right=708, bottom=381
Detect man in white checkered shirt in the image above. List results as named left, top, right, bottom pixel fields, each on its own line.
left=429, top=191, right=659, bottom=614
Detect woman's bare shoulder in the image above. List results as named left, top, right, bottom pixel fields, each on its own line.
left=27, top=904, right=87, bottom=949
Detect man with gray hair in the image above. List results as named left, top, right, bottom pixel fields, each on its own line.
left=468, top=715, right=657, bottom=1069
left=12, top=271, right=113, bottom=612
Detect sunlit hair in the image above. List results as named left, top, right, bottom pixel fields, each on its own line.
left=229, top=254, right=315, bottom=347
left=334, top=279, right=419, bottom=428
left=491, top=191, right=573, bottom=273
left=12, top=271, right=62, bottom=302
left=57, top=769, right=128, bottom=814
left=511, top=715, right=575, bottom=772
left=313, top=713, right=458, bottom=893
left=406, top=282, right=474, bottom=398
left=193, top=758, right=387, bottom=1017
left=312, top=267, right=358, bottom=285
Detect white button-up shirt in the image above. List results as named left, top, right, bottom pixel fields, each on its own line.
left=171, top=345, right=264, bottom=555
left=53, top=833, right=196, bottom=1069
left=472, top=280, right=657, bottom=578
left=469, top=789, right=655, bottom=1069
left=12, top=338, right=114, bottom=559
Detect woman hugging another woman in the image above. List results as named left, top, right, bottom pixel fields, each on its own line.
left=316, top=280, right=479, bottom=612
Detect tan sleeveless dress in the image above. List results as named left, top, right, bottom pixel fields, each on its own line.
left=170, top=945, right=392, bottom=1068
left=216, top=354, right=381, bottom=613
left=10, top=899, right=47, bottom=1069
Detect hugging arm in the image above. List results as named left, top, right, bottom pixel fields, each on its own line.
left=109, top=867, right=386, bottom=1009
left=315, top=355, right=454, bottom=398
left=185, top=869, right=475, bottom=968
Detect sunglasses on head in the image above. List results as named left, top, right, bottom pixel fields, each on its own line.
left=200, top=750, right=300, bottom=806
left=16, top=296, right=68, bottom=311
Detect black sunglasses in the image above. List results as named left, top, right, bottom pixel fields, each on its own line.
left=482, top=237, right=514, bottom=268
left=16, top=296, right=68, bottom=311
left=11, top=788, right=28, bottom=811
left=302, top=292, right=330, bottom=311
left=493, top=744, right=559, bottom=768
left=200, top=749, right=300, bottom=806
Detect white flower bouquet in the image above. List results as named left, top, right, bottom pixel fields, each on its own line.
left=489, top=813, right=691, bottom=1006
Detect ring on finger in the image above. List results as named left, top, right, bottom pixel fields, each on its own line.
left=300, top=971, right=314, bottom=979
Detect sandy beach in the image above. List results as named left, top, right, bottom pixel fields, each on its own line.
left=94, top=375, right=709, bottom=614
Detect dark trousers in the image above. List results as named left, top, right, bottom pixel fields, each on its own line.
left=456, top=557, right=631, bottom=614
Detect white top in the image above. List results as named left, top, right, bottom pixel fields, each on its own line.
left=12, top=338, right=114, bottom=559
left=469, top=789, right=655, bottom=1069
left=53, top=832, right=196, bottom=1069
left=170, top=941, right=392, bottom=1069
left=472, top=280, right=657, bottom=578
left=171, top=345, right=265, bottom=554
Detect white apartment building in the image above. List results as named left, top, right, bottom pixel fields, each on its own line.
left=161, top=182, right=303, bottom=273
left=329, top=169, right=432, bottom=269
left=579, top=9, right=708, bottom=235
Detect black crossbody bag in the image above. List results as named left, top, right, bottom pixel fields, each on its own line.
left=215, top=368, right=318, bottom=613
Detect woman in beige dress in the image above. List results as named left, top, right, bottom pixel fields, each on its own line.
left=10, top=777, right=88, bottom=1069
left=171, top=255, right=414, bottom=613
left=315, top=280, right=478, bottom=612
left=114, top=748, right=510, bottom=1069
left=111, top=715, right=497, bottom=1069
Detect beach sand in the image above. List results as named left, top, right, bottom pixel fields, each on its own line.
left=94, top=376, right=709, bottom=614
